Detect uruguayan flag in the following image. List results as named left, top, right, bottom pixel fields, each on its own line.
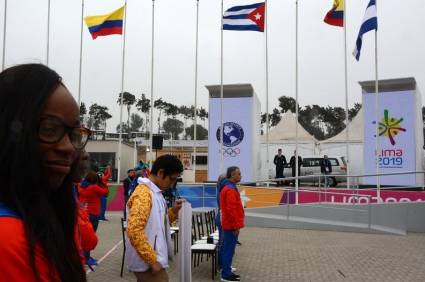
left=223, top=2, right=265, bottom=32
left=353, top=0, right=378, bottom=61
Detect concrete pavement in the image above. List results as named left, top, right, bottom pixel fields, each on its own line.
left=87, top=212, right=425, bottom=282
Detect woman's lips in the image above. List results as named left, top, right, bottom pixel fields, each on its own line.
left=45, top=161, right=72, bottom=174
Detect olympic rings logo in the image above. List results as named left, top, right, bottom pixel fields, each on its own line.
left=221, top=148, right=240, bottom=157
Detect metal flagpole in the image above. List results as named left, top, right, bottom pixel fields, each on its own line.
left=1, top=0, right=7, bottom=70
left=375, top=23, right=380, bottom=201
left=149, top=0, right=156, bottom=166
left=295, top=0, right=299, bottom=204
left=220, top=0, right=224, bottom=174
left=265, top=0, right=270, bottom=187
left=343, top=0, right=350, bottom=189
left=193, top=0, right=200, bottom=182
left=117, top=1, right=128, bottom=184
left=77, top=0, right=85, bottom=107
left=46, top=0, right=51, bottom=66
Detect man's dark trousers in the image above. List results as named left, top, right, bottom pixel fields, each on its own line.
left=221, top=230, right=237, bottom=279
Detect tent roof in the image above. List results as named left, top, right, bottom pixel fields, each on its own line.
left=321, top=108, right=364, bottom=143
left=261, top=111, right=317, bottom=143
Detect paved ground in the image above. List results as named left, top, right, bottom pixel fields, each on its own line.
left=87, top=212, right=425, bottom=282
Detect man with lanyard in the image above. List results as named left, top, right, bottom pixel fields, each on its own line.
left=320, top=155, right=332, bottom=188
left=126, top=155, right=183, bottom=282
left=289, top=150, right=303, bottom=186
left=273, top=148, right=287, bottom=186
left=123, top=169, right=136, bottom=219
left=220, top=167, right=244, bottom=282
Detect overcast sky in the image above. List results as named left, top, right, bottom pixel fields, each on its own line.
left=1, top=0, right=424, bottom=132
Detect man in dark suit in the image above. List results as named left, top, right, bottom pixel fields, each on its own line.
left=320, top=155, right=332, bottom=187
left=289, top=150, right=302, bottom=186
left=273, top=148, right=287, bottom=186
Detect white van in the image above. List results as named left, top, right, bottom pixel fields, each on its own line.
left=270, top=155, right=347, bottom=187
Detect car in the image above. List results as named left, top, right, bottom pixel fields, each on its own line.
left=270, top=155, right=347, bottom=187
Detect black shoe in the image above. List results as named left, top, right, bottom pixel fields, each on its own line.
left=236, top=240, right=242, bottom=246
left=232, top=274, right=240, bottom=280
left=221, top=275, right=240, bottom=282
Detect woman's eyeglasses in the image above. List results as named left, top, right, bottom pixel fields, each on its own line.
left=38, top=116, right=91, bottom=150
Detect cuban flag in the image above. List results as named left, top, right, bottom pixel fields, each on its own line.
left=353, top=0, right=377, bottom=61
left=223, top=2, right=266, bottom=32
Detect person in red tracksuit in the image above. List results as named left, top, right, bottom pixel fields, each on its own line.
left=220, top=166, right=244, bottom=282
left=78, top=170, right=108, bottom=265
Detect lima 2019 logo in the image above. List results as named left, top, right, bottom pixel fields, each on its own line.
left=373, top=109, right=406, bottom=146
left=216, top=122, right=244, bottom=147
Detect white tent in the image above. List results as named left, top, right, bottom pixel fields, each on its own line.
left=261, top=110, right=317, bottom=143
left=260, top=111, right=317, bottom=179
left=321, top=108, right=364, bottom=144
left=318, top=108, right=364, bottom=176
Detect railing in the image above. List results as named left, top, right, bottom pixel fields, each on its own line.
left=177, top=182, right=374, bottom=228
left=178, top=171, right=425, bottom=230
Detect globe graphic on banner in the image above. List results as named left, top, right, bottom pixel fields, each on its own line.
left=216, top=122, right=244, bottom=147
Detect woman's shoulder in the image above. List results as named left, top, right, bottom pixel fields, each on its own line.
left=0, top=217, right=29, bottom=263
left=0, top=218, right=55, bottom=281
left=0, top=217, right=26, bottom=246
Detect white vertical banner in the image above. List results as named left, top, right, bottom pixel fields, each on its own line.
left=208, top=97, right=253, bottom=182
left=177, top=201, right=192, bottom=282
left=363, top=90, right=416, bottom=185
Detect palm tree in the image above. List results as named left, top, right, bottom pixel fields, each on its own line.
left=154, top=98, right=167, bottom=133
left=136, top=93, right=151, bottom=137
left=198, top=107, right=208, bottom=128
left=117, top=92, right=136, bottom=134
left=179, top=105, right=191, bottom=139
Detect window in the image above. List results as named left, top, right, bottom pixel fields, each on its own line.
left=303, top=158, right=321, bottom=167
left=192, top=155, right=208, bottom=165
left=89, top=152, right=116, bottom=171
left=329, top=158, right=340, bottom=166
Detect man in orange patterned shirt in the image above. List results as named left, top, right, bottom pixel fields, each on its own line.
left=126, top=155, right=184, bottom=282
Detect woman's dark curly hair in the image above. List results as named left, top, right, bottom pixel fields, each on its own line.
left=0, top=64, right=86, bottom=281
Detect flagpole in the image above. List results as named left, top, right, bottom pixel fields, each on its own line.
left=295, top=0, right=299, bottom=204
left=149, top=0, right=156, bottom=166
left=265, top=0, right=270, bottom=187
left=219, top=0, right=224, bottom=175
left=117, top=1, right=128, bottom=184
left=46, top=0, right=51, bottom=66
left=343, top=0, right=350, bottom=189
left=375, top=29, right=380, bottom=200
left=77, top=0, right=85, bottom=107
left=1, top=0, right=7, bottom=70
left=193, top=0, right=200, bottom=183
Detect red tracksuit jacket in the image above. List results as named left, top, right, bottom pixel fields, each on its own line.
left=220, top=184, right=245, bottom=231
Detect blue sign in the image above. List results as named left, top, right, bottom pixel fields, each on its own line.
left=216, top=122, right=244, bottom=147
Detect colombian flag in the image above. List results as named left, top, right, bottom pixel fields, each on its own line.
left=324, top=0, right=344, bottom=27
left=85, top=6, right=124, bottom=40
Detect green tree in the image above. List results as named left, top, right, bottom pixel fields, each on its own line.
left=136, top=93, right=151, bottom=136
left=130, top=113, right=144, bottom=132
left=116, top=122, right=129, bottom=134
left=185, top=124, right=208, bottom=140
left=79, top=102, right=87, bottom=123
left=162, top=118, right=184, bottom=140
left=179, top=105, right=192, bottom=139
left=88, top=104, right=112, bottom=130
left=348, top=103, right=362, bottom=121
left=117, top=92, right=136, bottom=134
left=154, top=98, right=167, bottom=133
left=198, top=107, right=208, bottom=128
left=261, top=108, right=281, bottom=132
left=278, top=96, right=299, bottom=113
left=164, top=103, right=179, bottom=119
